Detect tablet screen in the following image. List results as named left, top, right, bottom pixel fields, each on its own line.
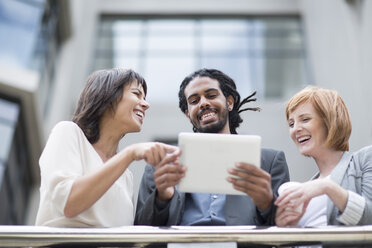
left=177, top=132, right=261, bottom=195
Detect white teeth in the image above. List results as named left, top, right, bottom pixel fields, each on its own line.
left=134, top=111, right=143, bottom=118
left=298, top=135, right=311, bottom=143
left=201, top=112, right=215, bottom=121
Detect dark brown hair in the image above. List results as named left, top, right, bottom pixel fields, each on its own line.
left=72, top=68, right=147, bottom=143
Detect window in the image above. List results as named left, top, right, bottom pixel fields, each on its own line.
left=0, top=97, right=33, bottom=224
left=94, top=16, right=308, bottom=102
left=0, top=0, right=45, bottom=71
left=0, top=0, right=66, bottom=116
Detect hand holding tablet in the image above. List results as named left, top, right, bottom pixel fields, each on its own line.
left=177, top=132, right=261, bottom=195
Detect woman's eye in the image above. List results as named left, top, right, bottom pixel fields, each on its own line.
left=302, top=117, right=310, bottom=122
left=288, top=122, right=294, bottom=128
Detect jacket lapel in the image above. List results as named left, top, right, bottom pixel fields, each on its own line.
left=330, top=151, right=353, bottom=185
left=326, top=151, right=353, bottom=222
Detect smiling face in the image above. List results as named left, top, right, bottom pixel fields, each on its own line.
left=288, top=101, right=328, bottom=158
left=184, top=76, right=233, bottom=134
left=113, top=80, right=149, bottom=133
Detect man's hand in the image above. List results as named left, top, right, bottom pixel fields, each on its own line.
left=227, top=162, right=273, bottom=210
left=153, top=150, right=187, bottom=201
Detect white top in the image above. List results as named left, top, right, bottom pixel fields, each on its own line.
left=298, top=194, right=328, bottom=227
left=35, top=121, right=134, bottom=227
left=297, top=175, right=330, bottom=227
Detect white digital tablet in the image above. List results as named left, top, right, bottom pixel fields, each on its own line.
left=177, top=132, right=261, bottom=195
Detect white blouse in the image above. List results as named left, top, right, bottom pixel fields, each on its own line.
left=297, top=175, right=330, bottom=227
left=298, top=194, right=328, bottom=227
left=35, top=121, right=134, bottom=227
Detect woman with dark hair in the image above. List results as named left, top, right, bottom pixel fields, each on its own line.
left=275, top=86, right=372, bottom=227
left=36, top=68, right=179, bottom=227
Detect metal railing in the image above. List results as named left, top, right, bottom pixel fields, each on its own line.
left=1, top=225, right=372, bottom=247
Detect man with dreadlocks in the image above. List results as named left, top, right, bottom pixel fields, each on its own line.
left=135, top=68, right=289, bottom=226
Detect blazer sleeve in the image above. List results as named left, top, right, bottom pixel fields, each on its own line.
left=135, top=165, right=166, bottom=225
left=135, top=165, right=184, bottom=226
left=337, top=146, right=372, bottom=225
left=258, top=148, right=290, bottom=225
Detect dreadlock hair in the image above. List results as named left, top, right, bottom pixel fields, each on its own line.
left=178, top=68, right=260, bottom=134
left=72, top=68, right=147, bottom=144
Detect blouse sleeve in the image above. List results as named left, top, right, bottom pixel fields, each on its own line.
left=39, top=122, right=84, bottom=215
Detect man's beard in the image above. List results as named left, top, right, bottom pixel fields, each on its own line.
left=192, top=107, right=229, bottom=133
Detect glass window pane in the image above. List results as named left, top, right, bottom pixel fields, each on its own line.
left=0, top=123, right=14, bottom=160
left=94, top=16, right=308, bottom=102
left=201, top=36, right=248, bottom=52
left=261, top=17, right=300, bottom=30
left=114, top=57, right=141, bottom=71
left=0, top=0, right=45, bottom=70
left=112, top=20, right=143, bottom=35
left=144, top=57, right=195, bottom=103
left=0, top=99, right=19, bottom=123
left=201, top=20, right=248, bottom=34
left=147, top=36, right=195, bottom=51
left=201, top=57, right=254, bottom=97
left=93, top=58, right=113, bottom=70
left=0, top=162, right=4, bottom=184
left=0, top=98, right=18, bottom=160
left=113, top=36, right=143, bottom=51
left=148, top=20, right=195, bottom=34
left=264, top=58, right=306, bottom=98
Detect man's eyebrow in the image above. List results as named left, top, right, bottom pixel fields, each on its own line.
left=187, top=93, right=198, bottom=101
left=204, top=88, right=218, bottom=93
left=187, top=88, right=219, bottom=101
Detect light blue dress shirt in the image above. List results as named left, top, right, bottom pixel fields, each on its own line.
left=180, top=193, right=226, bottom=225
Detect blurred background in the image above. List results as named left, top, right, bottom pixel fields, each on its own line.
left=0, top=0, right=371, bottom=225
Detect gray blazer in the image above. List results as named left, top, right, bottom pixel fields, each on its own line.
left=135, top=148, right=289, bottom=226
left=326, top=145, right=372, bottom=225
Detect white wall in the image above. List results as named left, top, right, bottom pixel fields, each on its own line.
left=44, top=0, right=100, bottom=135
left=300, top=0, right=372, bottom=150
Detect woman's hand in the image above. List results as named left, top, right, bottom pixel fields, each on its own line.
left=129, top=142, right=179, bottom=166
left=275, top=202, right=306, bottom=227
left=275, top=180, right=326, bottom=212
left=274, top=179, right=329, bottom=227
left=127, top=142, right=186, bottom=201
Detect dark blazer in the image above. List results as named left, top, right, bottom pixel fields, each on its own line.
left=135, top=148, right=289, bottom=226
